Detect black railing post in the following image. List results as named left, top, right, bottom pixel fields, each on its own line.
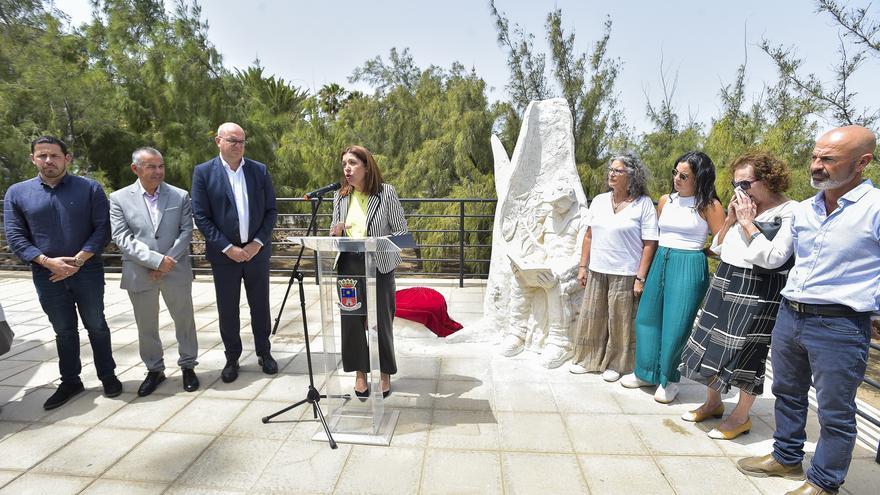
left=459, top=200, right=465, bottom=288
left=311, top=198, right=320, bottom=285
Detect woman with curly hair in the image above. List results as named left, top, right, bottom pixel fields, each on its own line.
left=678, top=151, right=795, bottom=440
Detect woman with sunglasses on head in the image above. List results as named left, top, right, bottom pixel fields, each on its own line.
left=569, top=153, right=658, bottom=382
left=329, top=145, right=408, bottom=399
left=678, top=151, right=795, bottom=439
left=621, top=151, right=725, bottom=403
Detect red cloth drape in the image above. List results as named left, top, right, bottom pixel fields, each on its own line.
left=395, top=287, right=463, bottom=337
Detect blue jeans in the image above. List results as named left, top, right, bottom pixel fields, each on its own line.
left=32, top=261, right=116, bottom=384
left=770, top=304, right=871, bottom=492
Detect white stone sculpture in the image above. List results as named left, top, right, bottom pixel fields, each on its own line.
left=450, top=98, right=588, bottom=369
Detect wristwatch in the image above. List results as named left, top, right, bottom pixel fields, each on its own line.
left=73, top=256, right=85, bottom=267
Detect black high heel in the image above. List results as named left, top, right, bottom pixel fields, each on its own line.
left=354, top=387, right=370, bottom=401
left=382, top=387, right=391, bottom=399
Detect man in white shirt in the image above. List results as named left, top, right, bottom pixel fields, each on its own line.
left=191, top=123, right=278, bottom=383
left=737, top=126, right=880, bottom=495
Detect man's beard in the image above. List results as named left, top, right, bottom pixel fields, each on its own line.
left=810, top=162, right=858, bottom=190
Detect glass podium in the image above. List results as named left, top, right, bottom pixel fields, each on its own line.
left=289, top=236, right=401, bottom=446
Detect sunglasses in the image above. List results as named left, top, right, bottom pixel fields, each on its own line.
left=671, top=169, right=690, bottom=181
left=731, top=178, right=758, bottom=190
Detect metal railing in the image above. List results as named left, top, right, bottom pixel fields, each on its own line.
left=0, top=197, right=497, bottom=287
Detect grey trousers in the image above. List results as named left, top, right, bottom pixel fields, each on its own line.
left=128, top=282, right=198, bottom=371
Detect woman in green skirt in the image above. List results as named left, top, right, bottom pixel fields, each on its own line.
left=620, top=151, right=725, bottom=403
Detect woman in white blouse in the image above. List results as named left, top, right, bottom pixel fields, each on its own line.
left=569, top=153, right=658, bottom=381
left=679, top=151, right=795, bottom=440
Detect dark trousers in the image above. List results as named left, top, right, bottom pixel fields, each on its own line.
left=211, top=256, right=271, bottom=360
left=32, top=262, right=116, bottom=384
left=771, top=304, right=871, bottom=492
left=338, top=253, right=397, bottom=375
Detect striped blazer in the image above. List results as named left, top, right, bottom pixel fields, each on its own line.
left=331, top=183, right=409, bottom=274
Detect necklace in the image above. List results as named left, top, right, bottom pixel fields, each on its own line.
left=611, top=195, right=631, bottom=213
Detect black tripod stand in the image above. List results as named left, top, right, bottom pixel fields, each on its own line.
left=262, top=195, right=338, bottom=449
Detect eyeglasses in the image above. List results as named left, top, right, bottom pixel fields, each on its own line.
left=220, top=137, right=246, bottom=146
left=607, top=167, right=629, bottom=176
left=671, top=169, right=690, bottom=181
left=731, top=178, right=758, bottom=190
left=33, top=153, right=65, bottom=162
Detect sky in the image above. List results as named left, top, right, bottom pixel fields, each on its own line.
left=53, top=0, right=879, bottom=135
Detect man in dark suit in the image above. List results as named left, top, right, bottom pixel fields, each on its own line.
left=191, top=122, right=278, bottom=382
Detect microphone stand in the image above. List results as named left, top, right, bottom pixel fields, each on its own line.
left=263, top=193, right=337, bottom=449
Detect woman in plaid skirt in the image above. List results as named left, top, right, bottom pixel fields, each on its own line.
left=678, top=151, right=795, bottom=440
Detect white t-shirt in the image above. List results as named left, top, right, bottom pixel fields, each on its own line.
left=658, top=193, right=709, bottom=250
left=588, top=193, right=660, bottom=276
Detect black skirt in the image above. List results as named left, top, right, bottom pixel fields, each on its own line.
left=679, top=261, right=787, bottom=395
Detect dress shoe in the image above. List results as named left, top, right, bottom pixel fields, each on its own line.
left=43, top=382, right=85, bottom=410
left=221, top=359, right=240, bottom=383
left=708, top=418, right=752, bottom=440
left=568, top=362, right=588, bottom=374
left=736, top=453, right=806, bottom=480
left=681, top=404, right=724, bottom=422
left=354, top=387, right=370, bottom=399
left=653, top=382, right=679, bottom=403
left=602, top=369, right=621, bottom=382
left=101, top=374, right=123, bottom=398
left=137, top=371, right=166, bottom=397
left=541, top=343, right=572, bottom=369
left=382, top=387, right=392, bottom=399
left=258, top=353, right=278, bottom=375
left=499, top=334, right=525, bottom=357
left=785, top=481, right=836, bottom=495
left=182, top=368, right=199, bottom=392
left=620, top=373, right=652, bottom=389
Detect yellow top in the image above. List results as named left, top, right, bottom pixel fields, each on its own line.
left=344, top=190, right=369, bottom=238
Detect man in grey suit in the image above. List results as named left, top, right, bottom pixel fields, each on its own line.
left=110, top=147, right=199, bottom=396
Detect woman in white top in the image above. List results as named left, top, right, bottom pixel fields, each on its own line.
left=621, top=151, right=726, bottom=403
left=678, top=151, right=795, bottom=440
left=569, top=153, right=658, bottom=381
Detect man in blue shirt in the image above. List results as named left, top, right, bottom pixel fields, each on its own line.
left=3, top=136, right=121, bottom=410
left=737, top=125, right=880, bottom=495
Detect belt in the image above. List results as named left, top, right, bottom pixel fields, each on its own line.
left=782, top=298, right=866, bottom=318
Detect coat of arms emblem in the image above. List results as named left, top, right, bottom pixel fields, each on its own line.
left=337, top=278, right=362, bottom=311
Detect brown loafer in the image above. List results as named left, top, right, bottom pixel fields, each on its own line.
left=736, top=453, right=805, bottom=480
left=784, top=481, right=836, bottom=495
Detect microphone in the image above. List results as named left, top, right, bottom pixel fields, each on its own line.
left=303, top=182, right=341, bottom=199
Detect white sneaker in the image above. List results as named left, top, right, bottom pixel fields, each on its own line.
left=499, top=334, right=525, bottom=357
left=654, top=382, right=679, bottom=403
left=568, top=362, right=588, bottom=374
left=620, top=373, right=652, bottom=389
left=541, top=344, right=572, bottom=369
left=601, top=369, right=621, bottom=382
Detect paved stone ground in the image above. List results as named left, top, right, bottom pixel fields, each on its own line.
left=0, top=272, right=877, bottom=494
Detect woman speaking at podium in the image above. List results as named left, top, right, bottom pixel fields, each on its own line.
left=329, top=145, right=408, bottom=398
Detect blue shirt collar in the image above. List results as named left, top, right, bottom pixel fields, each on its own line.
left=811, top=178, right=874, bottom=212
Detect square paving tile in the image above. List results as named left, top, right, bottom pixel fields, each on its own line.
left=433, top=378, right=494, bottom=411
left=0, top=473, right=92, bottom=495
left=564, top=413, right=649, bottom=455
left=100, top=394, right=193, bottom=430
left=502, top=452, right=588, bottom=495
left=628, top=415, right=725, bottom=456
left=33, top=427, right=149, bottom=476
left=390, top=408, right=432, bottom=448
left=334, top=445, right=424, bottom=495
left=657, top=456, right=762, bottom=495
left=494, top=380, right=558, bottom=413
left=429, top=409, right=501, bottom=451
left=176, top=436, right=282, bottom=490
left=105, top=431, right=214, bottom=482
left=579, top=454, right=674, bottom=495
left=253, top=437, right=351, bottom=494
left=497, top=412, right=573, bottom=453
left=40, top=391, right=133, bottom=426
left=224, top=400, right=303, bottom=440
left=161, top=397, right=249, bottom=436
left=0, top=424, right=87, bottom=470
left=550, top=382, right=622, bottom=413
left=421, top=449, right=503, bottom=495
